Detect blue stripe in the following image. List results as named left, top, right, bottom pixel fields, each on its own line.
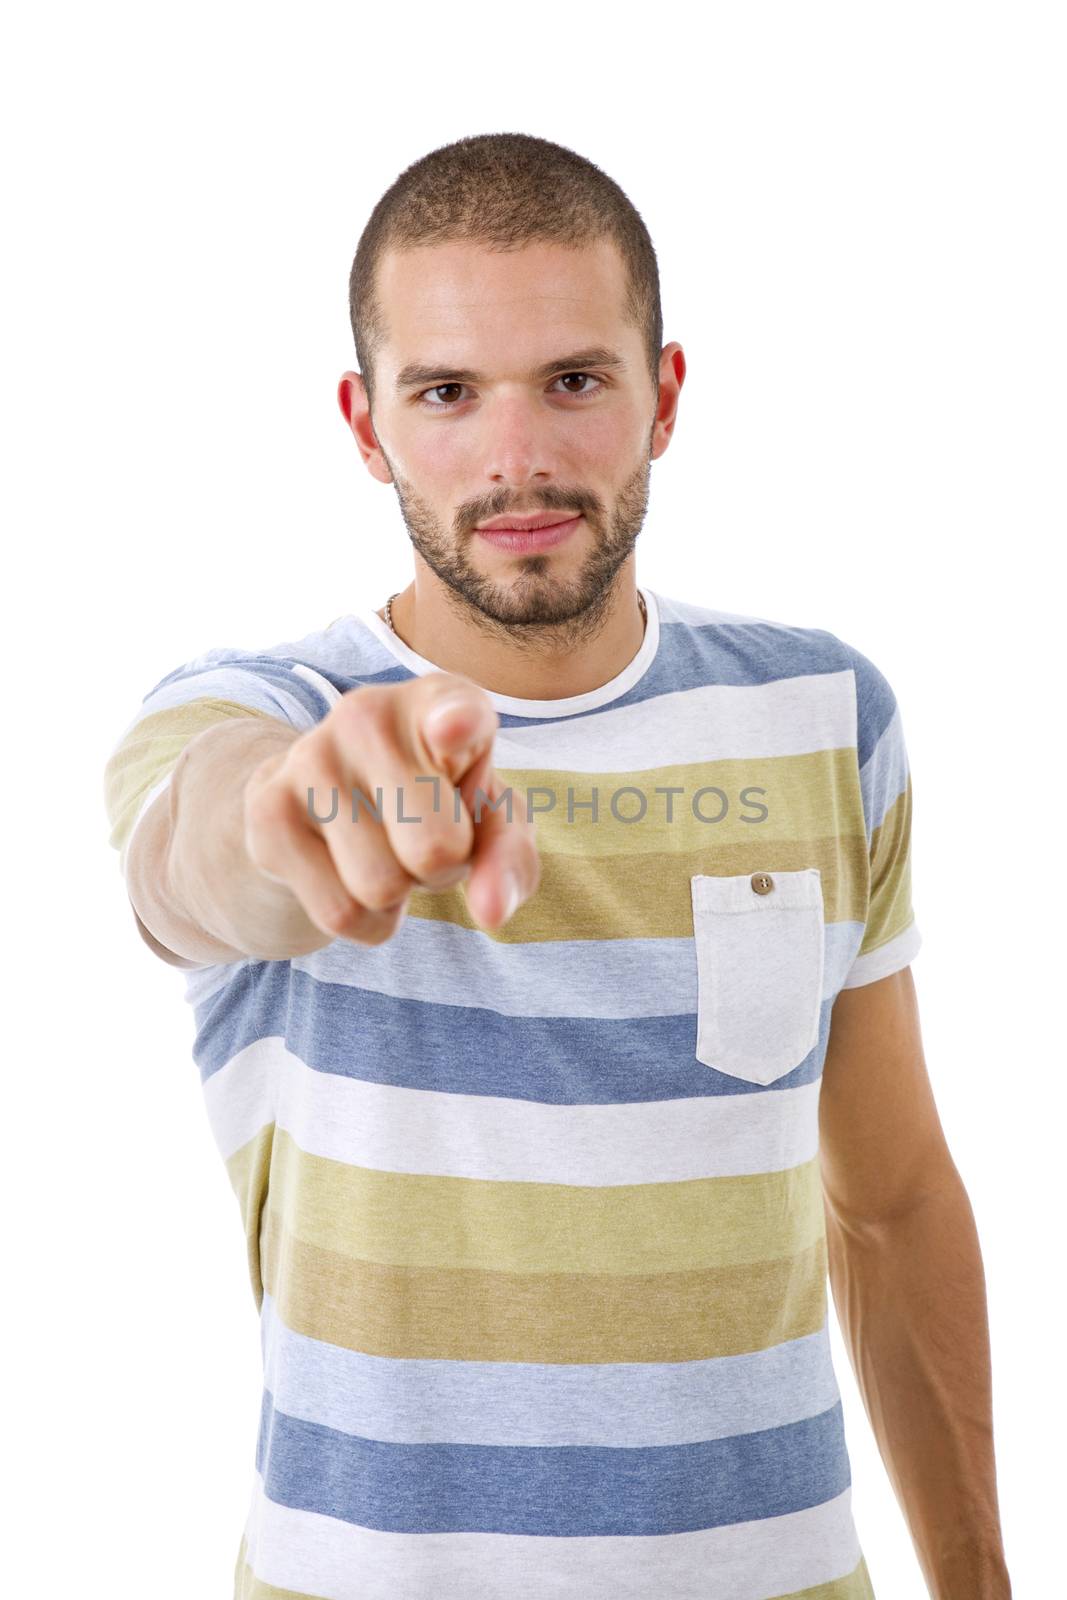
left=859, top=712, right=910, bottom=838
left=191, top=962, right=828, bottom=1100
left=842, top=640, right=900, bottom=769
left=143, top=651, right=335, bottom=724
left=254, top=1386, right=851, bottom=1535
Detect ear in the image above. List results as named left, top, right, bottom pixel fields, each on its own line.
left=337, top=370, right=393, bottom=485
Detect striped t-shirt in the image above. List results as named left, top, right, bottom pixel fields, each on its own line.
left=103, top=586, right=921, bottom=1600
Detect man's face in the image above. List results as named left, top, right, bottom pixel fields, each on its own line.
left=342, top=236, right=679, bottom=629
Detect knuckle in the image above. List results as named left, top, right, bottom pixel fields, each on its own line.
left=405, top=836, right=468, bottom=883
left=316, top=897, right=363, bottom=936
left=244, top=780, right=293, bottom=840
left=294, top=732, right=342, bottom=787
left=343, top=866, right=414, bottom=913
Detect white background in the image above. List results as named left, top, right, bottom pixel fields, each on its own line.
left=5, top=3, right=1063, bottom=1595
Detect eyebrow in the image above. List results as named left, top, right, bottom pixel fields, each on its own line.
left=393, top=347, right=628, bottom=394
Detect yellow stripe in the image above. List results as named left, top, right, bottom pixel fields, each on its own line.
left=407, top=834, right=868, bottom=939
left=489, top=746, right=862, bottom=857
left=243, top=1126, right=824, bottom=1274
left=227, top=1124, right=275, bottom=1313
left=260, top=1209, right=828, bottom=1361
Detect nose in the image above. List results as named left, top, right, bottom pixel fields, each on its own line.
left=480, top=393, right=560, bottom=489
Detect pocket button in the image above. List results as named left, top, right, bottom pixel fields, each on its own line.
left=750, top=872, right=775, bottom=895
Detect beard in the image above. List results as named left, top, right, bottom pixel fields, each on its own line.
left=376, top=429, right=654, bottom=651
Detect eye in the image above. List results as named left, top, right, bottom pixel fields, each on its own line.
left=415, top=373, right=605, bottom=410
left=553, top=372, right=604, bottom=399
left=418, top=383, right=466, bottom=408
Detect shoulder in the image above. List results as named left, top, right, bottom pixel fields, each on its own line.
left=250, top=610, right=415, bottom=694
left=825, top=634, right=905, bottom=767
left=651, top=589, right=850, bottom=676
left=141, top=611, right=398, bottom=715
left=649, top=592, right=905, bottom=761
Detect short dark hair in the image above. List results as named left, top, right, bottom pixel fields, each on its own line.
left=348, top=132, right=662, bottom=414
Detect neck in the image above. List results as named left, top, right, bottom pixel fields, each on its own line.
left=380, top=569, right=648, bottom=702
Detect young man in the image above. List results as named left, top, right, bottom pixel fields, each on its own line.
left=104, top=133, right=1012, bottom=1599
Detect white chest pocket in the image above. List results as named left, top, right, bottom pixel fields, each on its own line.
left=690, top=867, right=826, bottom=1084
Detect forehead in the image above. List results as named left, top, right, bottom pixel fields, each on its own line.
left=374, top=236, right=632, bottom=365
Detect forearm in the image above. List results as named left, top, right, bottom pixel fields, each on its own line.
left=129, top=717, right=331, bottom=962
left=824, top=1172, right=1012, bottom=1599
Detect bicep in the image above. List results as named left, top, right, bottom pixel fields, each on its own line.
left=819, top=966, right=957, bottom=1230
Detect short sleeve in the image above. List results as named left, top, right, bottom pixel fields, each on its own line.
left=103, top=644, right=339, bottom=880
left=839, top=642, right=923, bottom=988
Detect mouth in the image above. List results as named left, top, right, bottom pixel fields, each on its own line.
left=474, top=515, right=583, bottom=553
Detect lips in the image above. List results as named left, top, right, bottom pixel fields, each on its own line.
left=474, top=515, right=583, bottom=552
left=476, top=512, right=581, bottom=531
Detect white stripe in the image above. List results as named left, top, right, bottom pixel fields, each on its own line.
left=295, top=924, right=701, bottom=1018
left=259, top=1289, right=843, bottom=1448
left=203, top=1035, right=821, bottom=1179
left=240, top=1470, right=864, bottom=1600
left=291, top=915, right=862, bottom=1018
left=840, top=919, right=922, bottom=989
left=182, top=957, right=249, bottom=1007
left=487, top=668, right=856, bottom=772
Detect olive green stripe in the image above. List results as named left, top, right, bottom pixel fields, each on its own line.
left=107, top=713, right=863, bottom=860
left=486, top=745, right=863, bottom=856
left=261, top=1208, right=829, bottom=1363
left=238, top=1126, right=824, bottom=1275
left=407, top=832, right=868, bottom=938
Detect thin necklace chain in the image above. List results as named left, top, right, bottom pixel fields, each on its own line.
left=383, top=589, right=647, bottom=634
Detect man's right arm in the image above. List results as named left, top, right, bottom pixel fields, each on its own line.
left=122, top=674, right=541, bottom=967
